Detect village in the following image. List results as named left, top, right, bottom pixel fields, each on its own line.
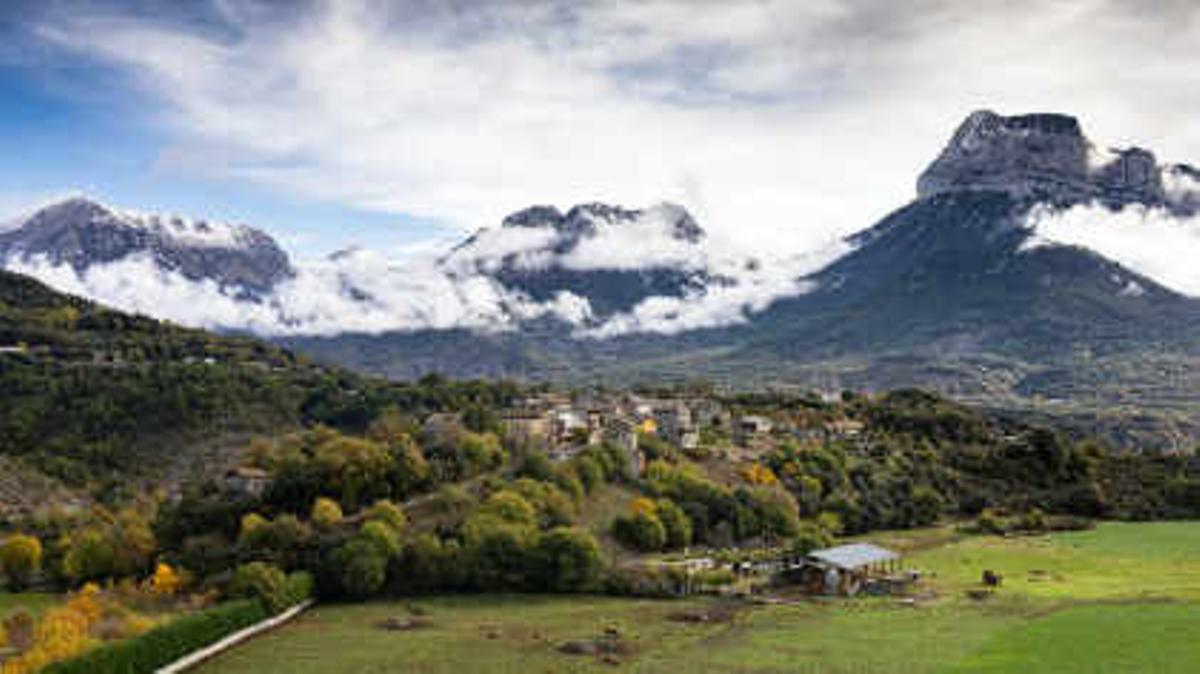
left=464, top=390, right=895, bottom=599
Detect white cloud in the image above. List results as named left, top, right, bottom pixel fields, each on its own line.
left=26, top=0, right=1200, bottom=258
left=1024, top=203, right=1200, bottom=296
left=3, top=197, right=855, bottom=337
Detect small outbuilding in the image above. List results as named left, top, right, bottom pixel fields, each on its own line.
left=783, top=543, right=901, bottom=596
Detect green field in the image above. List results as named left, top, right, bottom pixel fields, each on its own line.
left=0, top=592, right=58, bottom=617
left=195, top=521, right=1200, bottom=673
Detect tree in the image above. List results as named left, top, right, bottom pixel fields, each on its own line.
left=0, top=534, right=42, bottom=590
left=360, top=521, right=401, bottom=559
left=332, top=538, right=388, bottom=598
left=613, top=510, right=667, bottom=552
left=147, top=562, right=184, bottom=596
left=365, top=500, right=408, bottom=533
left=232, top=561, right=288, bottom=612
left=310, top=497, right=344, bottom=530
left=533, top=528, right=603, bottom=592
left=574, top=456, right=604, bottom=493
left=910, top=486, right=945, bottom=527
left=62, top=528, right=116, bottom=583
left=516, top=453, right=554, bottom=481
left=464, top=518, right=534, bottom=590
left=479, top=490, right=537, bottom=527
left=654, top=499, right=693, bottom=549
left=790, top=521, right=834, bottom=556
left=239, top=513, right=270, bottom=546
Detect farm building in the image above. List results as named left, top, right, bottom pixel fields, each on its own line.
left=782, top=543, right=901, bottom=596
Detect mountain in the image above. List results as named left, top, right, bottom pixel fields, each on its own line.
left=279, top=111, right=1200, bottom=444
left=5, top=110, right=1200, bottom=448
left=444, top=202, right=713, bottom=320
left=0, top=197, right=293, bottom=297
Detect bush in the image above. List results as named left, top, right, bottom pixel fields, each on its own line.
left=231, top=562, right=288, bottom=613
left=1014, top=507, right=1046, bottom=532
left=43, top=600, right=269, bottom=674
left=974, top=509, right=1007, bottom=535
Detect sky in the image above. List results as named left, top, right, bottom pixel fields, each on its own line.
left=1, top=0, right=1199, bottom=260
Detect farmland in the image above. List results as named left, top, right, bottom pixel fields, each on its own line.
left=195, top=521, right=1200, bottom=673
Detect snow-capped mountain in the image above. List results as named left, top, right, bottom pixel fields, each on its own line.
left=6, top=110, right=1200, bottom=415
left=0, top=196, right=831, bottom=337
left=0, top=197, right=292, bottom=297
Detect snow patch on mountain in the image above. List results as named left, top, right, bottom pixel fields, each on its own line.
left=1023, top=202, right=1200, bottom=296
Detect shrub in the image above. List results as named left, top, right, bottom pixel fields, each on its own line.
left=974, top=509, right=1006, bottom=535
left=42, top=600, right=269, bottom=674
left=146, top=562, right=184, bottom=596
left=1015, top=507, right=1046, bottom=532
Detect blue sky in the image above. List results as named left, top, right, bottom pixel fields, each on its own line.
left=0, top=5, right=453, bottom=258
left=1, top=1, right=1198, bottom=258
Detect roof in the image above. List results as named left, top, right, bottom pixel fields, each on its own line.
left=807, top=543, right=898, bottom=570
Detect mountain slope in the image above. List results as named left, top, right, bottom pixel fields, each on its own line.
left=0, top=267, right=527, bottom=508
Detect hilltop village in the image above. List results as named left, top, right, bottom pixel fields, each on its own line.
left=491, top=390, right=863, bottom=472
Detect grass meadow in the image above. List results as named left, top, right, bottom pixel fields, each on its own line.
left=186, top=521, right=1200, bottom=673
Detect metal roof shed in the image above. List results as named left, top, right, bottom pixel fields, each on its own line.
left=807, top=543, right=898, bottom=571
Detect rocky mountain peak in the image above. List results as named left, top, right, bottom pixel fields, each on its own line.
left=499, top=201, right=703, bottom=243
left=917, top=110, right=1091, bottom=202
left=916, top=110, right=1191, bottom=213
left=0, top=197, right=293, bottom=296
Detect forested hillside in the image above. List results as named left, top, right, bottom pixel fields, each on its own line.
left=0, top=269, right=520, bottom=499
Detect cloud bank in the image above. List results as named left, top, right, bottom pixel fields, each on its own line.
left=5, top=199, right=850, bottom=337
left=1024, top=201, right=1200, bottom=296
left=21, top=0, right=1200, bottom=256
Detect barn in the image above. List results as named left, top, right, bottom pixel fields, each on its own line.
left=784, top=543, right=901, bottom=596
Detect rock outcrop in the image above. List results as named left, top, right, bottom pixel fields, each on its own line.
left=917, top=110, right=1193, bottom=214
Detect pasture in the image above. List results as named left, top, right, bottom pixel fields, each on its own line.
left=194, top=521, right=1200, bottom=673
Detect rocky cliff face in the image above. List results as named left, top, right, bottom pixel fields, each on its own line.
left=0, top=198, right=293, bottom=296
left=917, top=110, right=1194, bottom=214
